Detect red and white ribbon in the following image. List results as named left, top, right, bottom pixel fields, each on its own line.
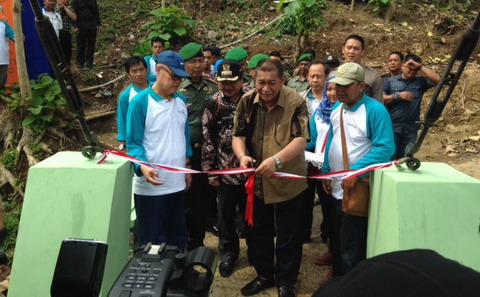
left=99, top=149, right=399, bottom=179
left=99, top=149, right=402, bottom=225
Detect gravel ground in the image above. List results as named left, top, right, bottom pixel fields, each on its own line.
left=206, top=203, right=328, bottom=297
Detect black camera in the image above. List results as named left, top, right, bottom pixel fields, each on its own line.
left=51, top=239, right=217, bottom=297
left=109, top=242, right=217, bottom=297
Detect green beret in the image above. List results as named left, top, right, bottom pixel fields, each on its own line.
left=179, top=42, right=204, bottom=61
left=225, top=48, right=248, bottom=62
left=248, top=54, right=269, bottom=69
left=298, top=53, right=313, bottom=64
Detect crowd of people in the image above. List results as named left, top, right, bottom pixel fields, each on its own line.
left=1, top=3, right=443, bottom=295
left=41, top=0, right=101, bottom=69
left=113, top=31, right=441, bottom=297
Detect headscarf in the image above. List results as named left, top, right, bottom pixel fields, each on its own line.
left=315, top=73, right=336, bottom=124
left=214, top=59, right=224, bottom=74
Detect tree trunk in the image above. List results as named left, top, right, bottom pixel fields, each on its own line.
left=161, top=0, right=166, bottom=8
left=295, top=31, right=304, bottom=60
left=385, top=0, right=396, bottom=22
left=13, top=0, right=32, bottom=101
left=350, top=0, right=355, bottom=11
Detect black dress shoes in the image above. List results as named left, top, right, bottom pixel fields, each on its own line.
left=278, top=285, right=295, bottom=297
left=219, top=262, right=234, bottom=277
left=240, top=276, right=275, bottom=296
left=237, top=230, right=246, bottom=239
left=205, top=224, right=219, bottom=237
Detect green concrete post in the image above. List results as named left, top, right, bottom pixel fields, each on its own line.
left=9, top=152, right=132, bottom=297
left=368, top=162, right=480, bottom=271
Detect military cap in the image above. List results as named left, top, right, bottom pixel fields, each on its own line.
left=248, top=54, right=269, bottom=69
left=217, top=60, right=242, bottom=81
left=297, top=53, right=313, bottom=64
left=179, top=42, right=204, bottom=61
left=225, top=48, right=249, bottom=62
left=324, top=55, right=340, bottom=66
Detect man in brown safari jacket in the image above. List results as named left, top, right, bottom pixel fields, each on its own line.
left=233, top=59, right=309, bottom=297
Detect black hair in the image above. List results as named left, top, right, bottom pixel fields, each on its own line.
left=303, top=49, right=316, bottom=58
left=389, top=51, right=404, bottom=61
left=344, top=34, right=365, bottom=49
left=203, top=46, right=213, bottom=54
left=150, top=37, right=165, bottom=46
left=404, top=53, right=422, bottom=64
left=256, top=59, right=284, bottom=79
left=269, top=51, right=282, bottom=59
left=124, top=56, right=147, bottom=73
left=307, top=60, right=330, bottom=76
left=210, top=46, right=222, bottom=58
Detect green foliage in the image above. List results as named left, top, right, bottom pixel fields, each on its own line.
left=22, top=74, right=66, bottom=135
left=367, top=0, right=390, bottom=12
left=1, top=75, right=66, bottom=135
left=276, top=0, right=328, bottom=36
left=432, top=0, right=471, bottom=9
left=1, top=191, right=22, bottom=255
left=84, top=72, right=96, bottom=85
left=31, top=142, right=43, bottom=160
left=96, top=0, right=154, bottom=50
left=0, top=84, right=23, bottom=112
left=0, top=151, right=17, bottom=171
left=134, top=6, right=195, bottom=56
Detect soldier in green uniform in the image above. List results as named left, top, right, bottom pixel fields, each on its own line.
left=225, top=47, right=253, bottom=86
left=287, top=53, right=313, bottom=93
left=178, top=42, right=219, bottom=251
left=247, top=53, right=269, bottom=88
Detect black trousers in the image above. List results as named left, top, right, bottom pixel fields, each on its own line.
left=330, top=197, right=346, bottom=276
left=0, top=65, right=7, bottom=89
left=330, top=197, right=368, bottom=277
left=303, top=179, right=333, bottom=243
left=249, top=192, right=304, bottom=287
left=59, top=30, right=72, bottom=65
left=217, top=183, right=247, bottom=263
left=206, top=187, right=218, bottom=228
left=186, top=146, right=215, bottom=250
left=76, top=27, right=97, bottom=67
left=341, top=212, right=368, bottom=274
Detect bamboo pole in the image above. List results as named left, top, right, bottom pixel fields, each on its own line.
left=13, top=0, right=32, bottom=101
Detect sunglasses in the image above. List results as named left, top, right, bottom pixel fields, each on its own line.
left=160, top=65, right=182, bottom=82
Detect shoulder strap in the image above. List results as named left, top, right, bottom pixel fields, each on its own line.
left=339, top=104, right=349, bottom=170
left=245, top=91, right=257, bottom=155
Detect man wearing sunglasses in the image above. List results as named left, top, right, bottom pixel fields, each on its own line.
left=125, top=51, right=192, bottom=251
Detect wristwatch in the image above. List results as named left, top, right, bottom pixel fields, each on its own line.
left=273, top=155, right=284, bottom=169
left=118, top=144, right=125, bottom=150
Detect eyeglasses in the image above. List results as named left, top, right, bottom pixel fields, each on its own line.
left=160, top=66, right=182, bottom=82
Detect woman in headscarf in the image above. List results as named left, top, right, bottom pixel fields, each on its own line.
left=306, top=73, right=338, bottom=279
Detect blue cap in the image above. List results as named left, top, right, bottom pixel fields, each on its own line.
left=157, top=51, right=190, bottom=78
left=214, top=59, right=224, bottom=74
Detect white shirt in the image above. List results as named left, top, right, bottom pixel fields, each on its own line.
left=42, top=8, right=63, bottom=38
left=0, top=21, right=14, bottom=65
left=328, top=103, right=372, bottom=200
left=127, top=89, right=190, bottom=196
left=300, top=89, right=321, bottom=118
